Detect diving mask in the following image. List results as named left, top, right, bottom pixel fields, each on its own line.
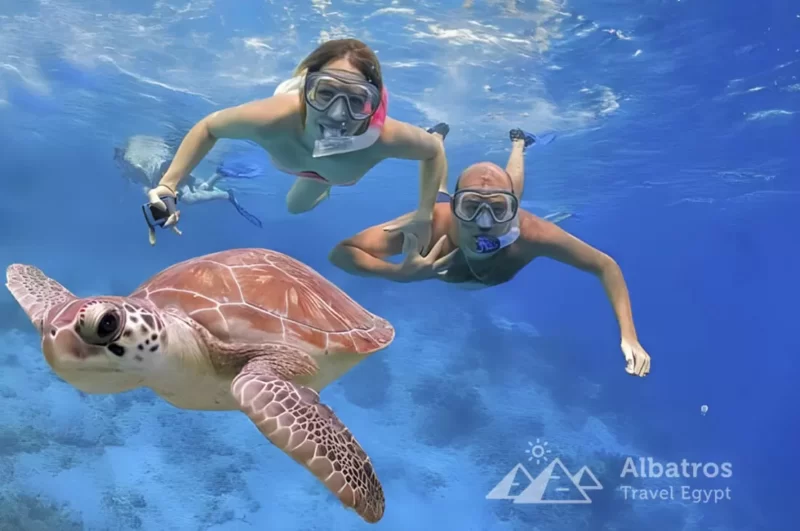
left=452, top=189, right=519, bottom=224
left=301, top=69, right=387, bottom=158
left=304, top=69, right=382, bottom=122
left=453, top=189, right=521, bottom=254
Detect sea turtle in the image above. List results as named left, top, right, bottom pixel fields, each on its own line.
left=5, top=248, right=394, bottom=523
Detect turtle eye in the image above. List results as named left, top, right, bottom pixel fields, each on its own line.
left=97, top=312, right=119, bottom=339
left=77, top=303, right=123, bottom=345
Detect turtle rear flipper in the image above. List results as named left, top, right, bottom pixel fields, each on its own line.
left=232, top=358, right=385, bottom=524
left=5, top=264, right=76, bottom=332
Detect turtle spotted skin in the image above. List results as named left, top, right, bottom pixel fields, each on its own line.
left=5, top=248, right=395, bottom=523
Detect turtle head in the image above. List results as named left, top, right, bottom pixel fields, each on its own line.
left=6, top=264, right=165, bottom=393
left=39, top=297, right=167, bottom=393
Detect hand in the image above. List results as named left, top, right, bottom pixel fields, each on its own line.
left=395, top=234, right=458, bottom=282
left=383, top=210, right=434, bottom=254
left=145, top=184, right=182, bottom=246
left=620, top=337, right=650, bottom=377
left=197, top=181, right=211, bottom=192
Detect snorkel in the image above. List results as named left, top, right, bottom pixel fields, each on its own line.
left=470, top=206, right=521, bottom=255
left=472, top=212, right=521, bottom=254
left=311, top=81, right=387, bottom=158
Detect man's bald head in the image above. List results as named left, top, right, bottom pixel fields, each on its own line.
left=455, top=162, right=514, bottom=193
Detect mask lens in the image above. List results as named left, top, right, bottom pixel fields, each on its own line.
left=488, top=196, right=513, bottom=222
left=459, top=197, right=482, bottom=219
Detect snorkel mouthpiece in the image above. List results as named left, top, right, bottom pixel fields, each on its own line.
left=321, top=123, right=347, bottom=139
left=471, top=217, right=521, bottom=254
left=475, top=235, right=502, bottom=254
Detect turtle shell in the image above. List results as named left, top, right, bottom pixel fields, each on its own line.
left=129, top=248, right=394, bottom=354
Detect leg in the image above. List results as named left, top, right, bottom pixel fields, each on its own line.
left=434, top=135, right=449, bottom=198
left=505, top=136, right=526, bottom=202
left=506, top=128, right=539, bottom=202
left=426, top=123, right=450, bottom=198
left=204, top=171, right=223, bottom=188
left=286, top=178, right=332, bottom=214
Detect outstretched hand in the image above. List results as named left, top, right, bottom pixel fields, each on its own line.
left=395, top=234, right=458, bottom=282
left=620, top=337, right=651, bottom=377
left=383, top=211, right=434, bottom=255
left=145, top=184, right=182, bottom=246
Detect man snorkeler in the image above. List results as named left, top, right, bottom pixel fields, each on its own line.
left=114, top=135, right=263, bottom=242
left=329, top=128, right=651, bottom=377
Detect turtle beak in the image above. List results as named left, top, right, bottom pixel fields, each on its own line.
left=43, top=328, right=89, bottom=367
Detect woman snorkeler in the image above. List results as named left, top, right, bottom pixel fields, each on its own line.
left=144, top=38, right=448, bottom=248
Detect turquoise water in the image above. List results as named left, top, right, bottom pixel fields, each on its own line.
left=1, top=0, right=798, bottom=529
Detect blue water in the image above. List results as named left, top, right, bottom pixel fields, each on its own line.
left=1, top=0, right=798, bottom=529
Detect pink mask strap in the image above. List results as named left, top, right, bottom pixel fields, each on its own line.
left=369, top=86, right=389, bottom=129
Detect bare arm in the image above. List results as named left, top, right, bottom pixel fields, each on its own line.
left=158, top=97, right=292, bottom=192
left=527, top=220, right=639, bottom=342
left=328, top=213, right=413, bottom=280
left=378, top=119, right=447, bottom=218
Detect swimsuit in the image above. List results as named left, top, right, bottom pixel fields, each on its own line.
left=271, top=162, right=359, bottom=186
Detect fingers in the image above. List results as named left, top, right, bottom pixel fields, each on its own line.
left=638, top=352, right=651, bottom=377
left=163, top=211, right=180, bottom=228
left=147, top=189, right=167, bottom=211
left=622, top=345, right=635, bottom=375
left=147, top=211, right=181, bottom=245
left=426, top=235, right=448, bottom=260
left=633, top=352, right=644, bottom=376
left=631, top=346, right=650, bottom=377
left=401, top=233, right=418, bottom=257
left=625, top=349, right=650, bottom=378
left=420, top=234, right=432, bottom=255
left=382, top=212, right=420, bottom=234
left=620, top=340, right=650, bottom=377
left=432, top=248, right=459, bottom=272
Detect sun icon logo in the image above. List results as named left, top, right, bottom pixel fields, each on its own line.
left=526, top=438, right=552, bottom=465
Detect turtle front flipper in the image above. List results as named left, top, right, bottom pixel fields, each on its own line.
left=6, top=264, right=76, bottom=332
left=232, top=358, right=385, bottom=524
